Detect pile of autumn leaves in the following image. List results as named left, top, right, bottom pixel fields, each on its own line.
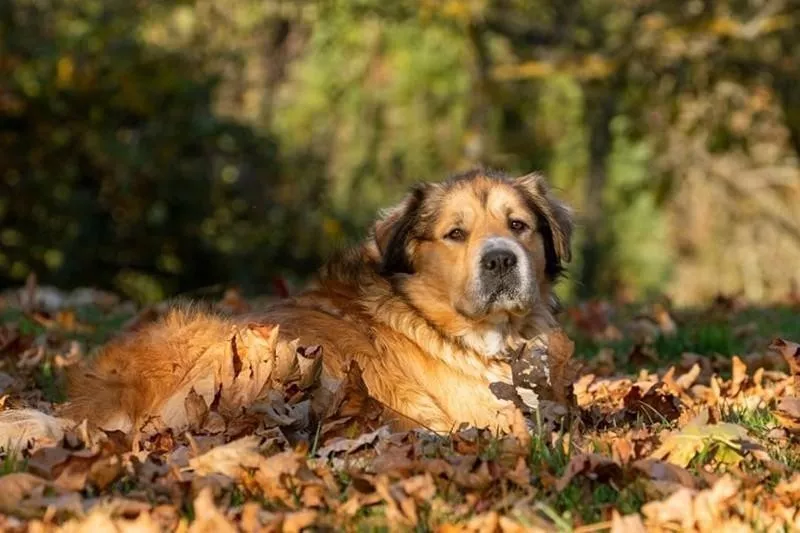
left=0, top=285, right=799, bottom=532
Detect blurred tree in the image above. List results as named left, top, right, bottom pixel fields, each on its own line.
left=0, top=0, right=323, bottom=301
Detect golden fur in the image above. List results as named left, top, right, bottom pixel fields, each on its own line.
left=63, top=169, right=573, bottom=433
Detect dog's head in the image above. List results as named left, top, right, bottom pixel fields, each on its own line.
left=372, top=169, right=572, bottom=344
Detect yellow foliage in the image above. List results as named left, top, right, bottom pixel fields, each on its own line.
left=56, top=56, right=74, bottom=88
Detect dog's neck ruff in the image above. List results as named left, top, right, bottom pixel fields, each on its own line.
left=461, top=328, right=506, bottom=357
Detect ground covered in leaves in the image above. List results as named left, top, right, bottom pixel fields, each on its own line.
left=1, top=281, right=799, bottom=532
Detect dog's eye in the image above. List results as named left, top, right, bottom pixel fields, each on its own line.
left=444, top=228, right=466, bottom=241
left=509, top=219, right=529, bottom=233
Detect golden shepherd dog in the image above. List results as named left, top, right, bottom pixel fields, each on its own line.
left=63, top=169, right=573, bottom=434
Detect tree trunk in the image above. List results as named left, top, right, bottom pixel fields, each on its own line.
left=578, top=84, right=618, bottom=299
left=465, top=23, right=492, bottom=166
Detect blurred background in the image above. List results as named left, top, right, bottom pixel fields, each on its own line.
left=1, top=0, right=799, bottom=306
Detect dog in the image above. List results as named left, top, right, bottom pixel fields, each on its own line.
left=63, top=169, right=573, bottom=434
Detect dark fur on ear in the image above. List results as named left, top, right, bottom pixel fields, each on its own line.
left=513, top=172, right=574, bottom=280
left=374, top=185, right=428, bottom=276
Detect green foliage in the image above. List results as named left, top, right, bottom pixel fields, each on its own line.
left=0, top=0, right=320, bottom=301
left=273, top=4, right=472, bottom=225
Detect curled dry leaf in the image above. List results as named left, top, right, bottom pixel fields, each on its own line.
left=280, top=509, right=319, bottom=533
left=491, top=329, right=579, bottom=425
left=187, top=436, right=265, bottom=479
left=623, top=383, right=682, bottom=423
left=184, top=387, right=210, bottom=431
left=0, top=409, right=74, bottom=449
left=555, top=453, right=623, bottom=492
left=315, top=426, right=391, bottom=460
left=188, top=487, right=238, bottom=533
left=315, top=361, right=386, bottom=439
left=631, top=458, right=696, bottom=488
left=728, top=356, right=748, bottom=397
left=546, top=329, right=581, bottom=406
left=642, top=475, right=740, bottom=531
left=769, top=338, right=800, bottom=379
left=611, top=510, right=647, bottom=533
left=254, top=450, right=322, bottom=506
left=0, top=473, right=49, bottom=514
left=774, top=397, right=800, bottom=433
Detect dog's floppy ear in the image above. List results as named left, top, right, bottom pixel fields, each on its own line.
left=372, top=184, right=428, bottom=275
left=513, top=172, right=574, bottom=278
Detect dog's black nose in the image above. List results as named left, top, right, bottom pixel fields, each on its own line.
left=481, top=249, right=517, bottom=276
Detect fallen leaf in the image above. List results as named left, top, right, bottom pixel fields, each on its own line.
left=188, top=487, right=237, bottom=533
left=650, top=409, right=750, bottom=467
left=623, top=384, right=682, bottom=423
left=215, top=324, right=282, bottom=417
left=728, top=356, right=748, bottom=396
left=611, top=510, right=647, bottom=533
left=632, top=458, right=696, bottom=488
left=545, top=329, right=581, bottom=406
left=0, top=473, right=49, bottom=514
left=641, top=487, right=695, bottom=529
left=280, top=509, right=318, bottom=533
left=185, top=387, right=210, bottom=430
left=555, top=453, right=623, bottom=491
left=254, top=450, right=321, bottom=505
left=770, top=338, right=800, bottom=379
left=187, top=436, right=265, bottom=479
left=315, top=426, right=391, bottom=459
left=0, top=409, right=73, bottom=449
left=774, top=397, right=800, bottom=433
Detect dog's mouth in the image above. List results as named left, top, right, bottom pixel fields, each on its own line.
left=487, top=286, right=534, bottom=314
left=458, top=283, right=536, bottom=323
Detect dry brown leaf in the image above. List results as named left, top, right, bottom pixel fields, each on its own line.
left=0, top=473, right=49, bottom=514
left=0, top=409, right=74, bottom=449
left=690, top=475, right=740, bottom=531
left=770, top=338, right=800, bottom=379
left=188, top=487, right=238, bottom=533
left=280, top=509, right=318, bottom=533
left=215, top=324, right=282, bottom=417
left=254, top=450, right=319, bottom=505
left=187, top=436, right=265, bottom=479
left=315, top=426, right=391, bottom=459
left=774, top=473, right=800, bottom=501
left=729, top=356, right=748, bottom=396
left=611, top=510, right=647, bottom=533
left=546, top=329, right=581, bottom=406
left=774, top=397, right=800, bottom=433
left=623, top=384, right=682, bottom=423
left=555, top=453, right=623, bottom=492
left=641, top=487, right=695, bottom=529
left=315, top=361, right=386, bottom=438
left=631, top=458, right=696, bottom=488
left=676, top=363, right=702, bottom=390
left=185, top=387, right=210, bottom=430
left=26, top=441, right=121, bottom=492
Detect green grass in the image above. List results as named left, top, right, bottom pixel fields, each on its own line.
left=34, top=361, right=66, bottom=403
left=1, top=449, right=27, bottom=475
left=722, top=406, right=777, bottom=439
left=567, top=304, right=800, bottom=372
left=0, top=305, right=135, bottom=348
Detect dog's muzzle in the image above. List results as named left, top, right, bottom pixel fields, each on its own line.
left=479, top=238, right=524, bottom=298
